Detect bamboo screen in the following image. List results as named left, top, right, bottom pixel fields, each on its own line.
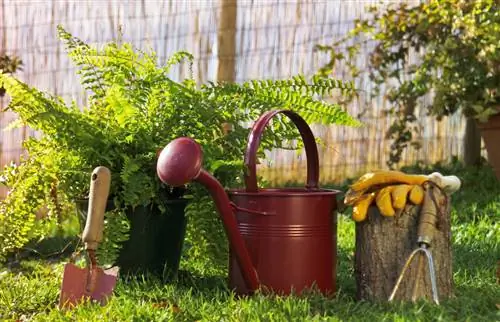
left=0, top=0, right=468, bottom=199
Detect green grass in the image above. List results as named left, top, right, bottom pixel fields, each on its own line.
left=1, top=162, right=499, bottom=321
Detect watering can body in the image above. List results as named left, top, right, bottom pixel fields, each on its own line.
left=157, top=110, right=339, bottom=296
left=228, top=188, right=337, bottom=295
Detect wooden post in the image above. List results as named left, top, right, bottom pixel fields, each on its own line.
left=354, top=192, right=453, bottom=302
left=217, top=0, right=237, bottom=83
left=217, top=0, right=237, bottom=135
left=0, top=0, right=5, bottom=51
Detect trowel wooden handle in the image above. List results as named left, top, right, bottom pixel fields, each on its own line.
left=417, top=185, right=439, bottom=246
left=83, top=166, right=111, bottom=251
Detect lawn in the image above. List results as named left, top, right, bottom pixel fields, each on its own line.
left=1, top=162, right=499, bottom=321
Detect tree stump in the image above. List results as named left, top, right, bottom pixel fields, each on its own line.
left=354, top=193, right=453, bottom=302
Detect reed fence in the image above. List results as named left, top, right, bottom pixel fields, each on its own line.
left=0, top=0, right=470, bottom=199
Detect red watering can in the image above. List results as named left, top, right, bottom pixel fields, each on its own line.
left=157, top=110, right=340, bottom=295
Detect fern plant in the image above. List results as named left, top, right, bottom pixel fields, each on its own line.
left=0, top=26, right=360, bottom=266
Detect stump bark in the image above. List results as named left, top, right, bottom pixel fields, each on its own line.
left=354, top=197, right=453, bottom=302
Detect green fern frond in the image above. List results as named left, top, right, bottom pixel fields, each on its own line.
left=0, top=74, right=108, bottom=150
left=96, top=208, right=130, bottom=266
left=203, top=78, right=362, bottom=127
left=244, top=74, right=356, bottom=97
left=162, top=51, right=194, bottom=75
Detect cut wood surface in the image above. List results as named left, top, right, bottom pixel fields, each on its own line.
left=354, top=200, right=453, bottom=302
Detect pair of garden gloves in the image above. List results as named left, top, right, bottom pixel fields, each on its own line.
left=344, top=171, right=461, bottom=222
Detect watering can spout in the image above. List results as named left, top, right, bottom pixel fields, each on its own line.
left=157, top=137, right=260, bottom=292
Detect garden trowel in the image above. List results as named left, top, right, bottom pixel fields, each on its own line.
left=59, top=166, right=119, bottom=308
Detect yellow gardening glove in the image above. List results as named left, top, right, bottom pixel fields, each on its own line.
left=344, top=170, right=428, bottom=205
left=376, top=186, right=396, bottom=217
left=348, top=184, right=426, bottom=222
left=351, top=192, right=376, bottom=222
left=348, top=170, right=428, bottom=192
left=390, top=184, right=425, bottom=209
left=391, top=184, right=413, bottom=209
left=345, top=170, right=431, bottom=223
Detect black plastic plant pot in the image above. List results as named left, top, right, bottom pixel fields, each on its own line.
left=76, top=198, right=189, bottom=281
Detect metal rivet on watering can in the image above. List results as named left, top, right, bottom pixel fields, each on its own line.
left=157, top=110, right=340, bottom=296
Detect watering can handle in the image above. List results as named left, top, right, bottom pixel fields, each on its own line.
left=244, top=110, right=320, bottom=192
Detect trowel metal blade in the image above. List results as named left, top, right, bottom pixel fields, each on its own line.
left=59, top=262, right=119, bottom=308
